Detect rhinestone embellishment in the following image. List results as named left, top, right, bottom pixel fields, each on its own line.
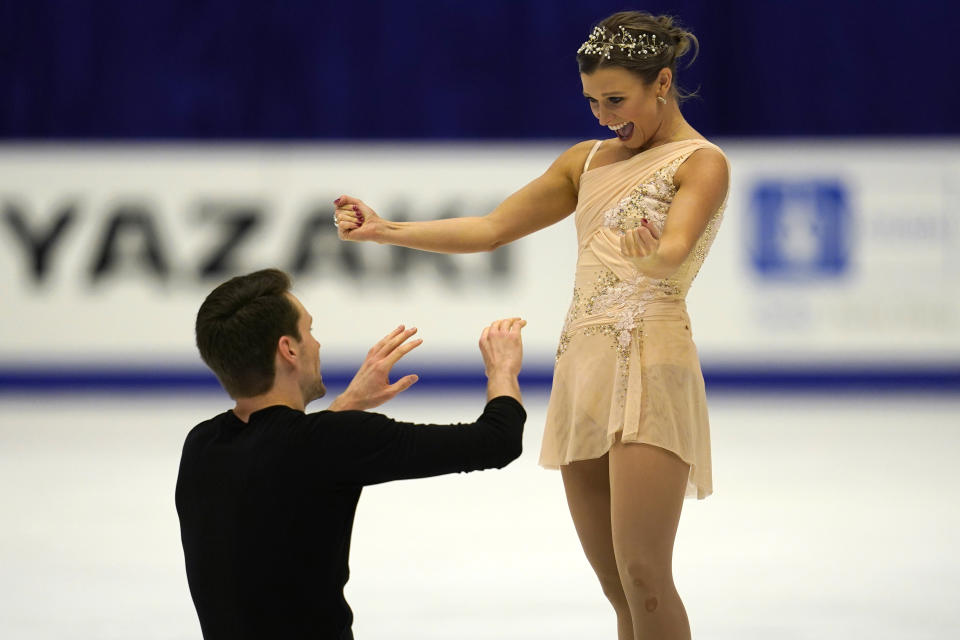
left=577, top=26, right=670, bottom=60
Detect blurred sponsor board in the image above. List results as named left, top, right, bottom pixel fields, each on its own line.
left=1, top=141, right=958, bottom=389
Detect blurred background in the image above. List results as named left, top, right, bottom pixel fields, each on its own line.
left=1, top=1, right=958, bottom=638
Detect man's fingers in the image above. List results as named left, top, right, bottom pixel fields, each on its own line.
left=382, top=327, right=418, bottom=357
left=367, top=325, right=404, bottom=358
left=388, top=374, right=419, bottom=395
left=495, top=317, right=522, bottom=329
left=509, top=319, right=527, bottom=333
left=372, top=325, right=413, bottom=357
left=385, top=337, right=423, bottom=367
left=501, top=318, right=524, bottom=334
left=365, top=326, right=419, bottom=370
left=369, top=325, right=405, bottom=355
left=483, top=317, right=525, bottom=337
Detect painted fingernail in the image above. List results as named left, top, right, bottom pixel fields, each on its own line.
left=334, top=197, right=341, bottom=205
left=642, top=217, right=649, bottom=223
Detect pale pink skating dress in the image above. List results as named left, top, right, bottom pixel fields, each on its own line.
left=539, top=138, right=729, bottom=499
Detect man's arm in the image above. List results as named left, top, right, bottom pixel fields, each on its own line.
left=319, top=318, right=527, bottom=485
left=323, top=397, right=526, bottom=485
left=329, top=317, right=526, bottom=410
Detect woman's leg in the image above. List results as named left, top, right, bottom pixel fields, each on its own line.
left=561, top=454, right=633, bottom=640
left=609, top=442, right=691, bottom=640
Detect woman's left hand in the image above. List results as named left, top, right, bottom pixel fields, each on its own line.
left=619, top=218, right=660, bottom=259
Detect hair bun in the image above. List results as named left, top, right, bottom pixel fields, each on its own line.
left=576, top=10, right=700, bottom=101
left=655, top=15, right=695, bottom=60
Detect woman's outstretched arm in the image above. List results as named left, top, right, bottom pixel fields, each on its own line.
left=334, top=141, right=595, bottom=253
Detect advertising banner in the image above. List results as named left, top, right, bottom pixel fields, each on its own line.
left=2, top=141, right=958, bottom=388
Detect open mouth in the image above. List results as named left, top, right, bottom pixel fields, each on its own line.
left=608, top=121, right=634, bottom=141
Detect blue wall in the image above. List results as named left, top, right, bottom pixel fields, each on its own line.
left=3, top=0, right=958, bottom=139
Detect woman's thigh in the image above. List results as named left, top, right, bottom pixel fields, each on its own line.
left=560, top=454, right=622, bottom=591
left=608, top=442, right=689, bottom=578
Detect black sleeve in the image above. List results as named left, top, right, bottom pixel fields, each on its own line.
left=315, top=396, right=526, bottom=486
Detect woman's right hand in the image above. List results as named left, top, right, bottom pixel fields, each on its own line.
left=334, top=195, right=383, bottom=242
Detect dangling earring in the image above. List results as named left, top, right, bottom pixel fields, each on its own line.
left=657, top=96, right=667, bottom=105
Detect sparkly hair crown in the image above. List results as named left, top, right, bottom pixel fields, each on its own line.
left=577, top=25, right=670, bottom=60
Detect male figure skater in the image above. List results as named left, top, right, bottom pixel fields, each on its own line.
left=175, top=269, right=526, bottom=639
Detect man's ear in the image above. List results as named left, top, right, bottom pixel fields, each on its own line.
left=277, top=335, right=298, bottom=366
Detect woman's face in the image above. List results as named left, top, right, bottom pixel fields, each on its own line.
left=581, top=66, right=663, bottom=149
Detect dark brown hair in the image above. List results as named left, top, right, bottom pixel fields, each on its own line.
left=195, top=268, right=302, bottom=398
left=577, top=11, right=699, bottom=100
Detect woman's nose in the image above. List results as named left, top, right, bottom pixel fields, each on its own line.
left=595, top=104, right=612, bottom=125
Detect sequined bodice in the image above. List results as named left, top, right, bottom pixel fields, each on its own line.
left=579, top=149, right=725, bottom=301
left=555, top=140, right=727, bottom=362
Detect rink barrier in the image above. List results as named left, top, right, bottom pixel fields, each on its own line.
left=1, top=365, right=958, bottom=393
left=3, top=142, right=959, bottom=380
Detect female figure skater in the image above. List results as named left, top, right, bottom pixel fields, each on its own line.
left=334, top=11, right=728, bottom=640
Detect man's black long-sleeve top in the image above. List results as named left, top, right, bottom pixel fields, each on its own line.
left=175, top=395, right=525, bottom=640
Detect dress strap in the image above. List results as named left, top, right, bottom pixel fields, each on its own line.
left=582, top=140, right=603, bottom=174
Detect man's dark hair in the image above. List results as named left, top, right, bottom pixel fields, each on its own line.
left=195, top=268, right=302, bottom=398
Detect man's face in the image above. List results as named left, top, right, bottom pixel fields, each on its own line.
left=287, top=294, right=326, bottom=403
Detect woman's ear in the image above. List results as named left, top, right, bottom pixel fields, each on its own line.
left=658, top=67, right=673, bottom=96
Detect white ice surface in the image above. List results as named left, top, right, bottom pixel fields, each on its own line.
left=1, top=389, right=958, bottom=639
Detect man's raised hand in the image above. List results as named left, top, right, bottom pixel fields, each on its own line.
left=329, top=325, right=421, bottom=411
left=479, top=317, right=526, bottom=402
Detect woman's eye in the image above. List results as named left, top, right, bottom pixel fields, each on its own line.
left=608, top=97, right=623, bottom=104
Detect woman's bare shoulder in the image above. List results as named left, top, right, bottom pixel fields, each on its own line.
left=545, top=139, right=605, bottom=189
left=551, top=139, right=602, bottom=168
left=675, top=143, right=729, bottom=185
left=673, top=145, right=729, bottom=207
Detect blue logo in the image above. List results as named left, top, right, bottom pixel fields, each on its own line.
left=749, top=180, right=851, bottom=279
